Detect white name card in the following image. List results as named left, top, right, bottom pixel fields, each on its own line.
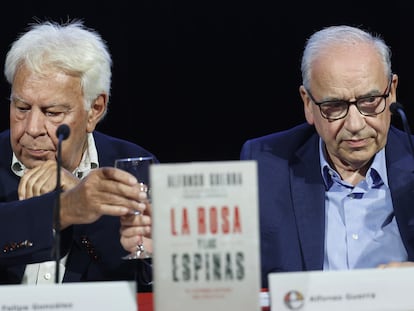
left=268, top=267, right=414, bottom=311
left=0, top=281, right=137, bottom=310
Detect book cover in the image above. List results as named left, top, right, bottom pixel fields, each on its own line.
left=151, top=160, right=261, bottom=311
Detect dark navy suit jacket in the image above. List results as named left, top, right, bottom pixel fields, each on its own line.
left=240, top=123, right=414, bottom=289
left=0, top=130, right=155, bottom=291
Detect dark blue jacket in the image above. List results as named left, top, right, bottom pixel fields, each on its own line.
left=240, top=123, right=414, bottom=289
left=0, top=130, right=156, bottom=291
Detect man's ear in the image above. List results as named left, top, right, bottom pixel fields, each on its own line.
left=299, top=85, right=315, bottom=125
left=86, top=94, right=107, bottom=132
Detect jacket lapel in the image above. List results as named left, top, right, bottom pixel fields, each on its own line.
left=290, top=134, right=326, bottom=270
left=386, top=127, right=414, bottom=259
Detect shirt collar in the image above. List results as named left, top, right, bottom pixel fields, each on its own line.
left=319, top=138, right=388, bottom=189
left=11, top=132, right=99, bottom=179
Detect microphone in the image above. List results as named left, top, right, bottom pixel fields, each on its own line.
left=390, top=102, right=414, bottom=158
left=56, top=123, right=70, bottom=141
left=54, top=124, right=70, bottom=284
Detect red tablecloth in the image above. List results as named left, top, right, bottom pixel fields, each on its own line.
left=137, top=292, right=153, bottom=311
left=137, top=290, right=270, bottom=311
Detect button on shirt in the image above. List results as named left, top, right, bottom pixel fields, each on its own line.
left=12, top=133, right=99, bottom=284
left=319, top=139, right=407, bottom=270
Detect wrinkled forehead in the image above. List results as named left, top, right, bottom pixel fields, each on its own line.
left=310, top=43, right=387, bottom=92
left=11, top=64, right=83, bottom=105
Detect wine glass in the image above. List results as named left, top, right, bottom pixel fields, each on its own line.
left=115, top=156, right=154, bottom=260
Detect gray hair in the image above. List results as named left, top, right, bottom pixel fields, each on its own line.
left=301, top=25, right=392, bottom=90
left=4, top=19, right=112, bottom=121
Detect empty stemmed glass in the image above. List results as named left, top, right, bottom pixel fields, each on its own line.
left=115, top=156, right=154, bottom=260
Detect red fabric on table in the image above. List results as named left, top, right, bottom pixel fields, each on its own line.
left=137, top=290, right=269, bottom=311
left=137, top=292, right=154, bottom=311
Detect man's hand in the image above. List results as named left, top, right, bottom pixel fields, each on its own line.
left=120, top=189, right=152, bottom=254
left=377, top=261, right=414, bottom=268
left=18, top=159, right=79, bottom=200
left=59, top=167, right=144, bottom=229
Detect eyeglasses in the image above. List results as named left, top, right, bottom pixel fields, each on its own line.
left=306, top=76, right=392, bottom=121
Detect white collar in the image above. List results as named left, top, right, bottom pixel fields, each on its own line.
left=11, top=132, right=99, bottom=179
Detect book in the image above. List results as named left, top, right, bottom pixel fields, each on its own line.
left=151, top=160, right=261, bottom=311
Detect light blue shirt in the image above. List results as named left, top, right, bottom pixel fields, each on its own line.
left=319, top=139, right=407, bottom=269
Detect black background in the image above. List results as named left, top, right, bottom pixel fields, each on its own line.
left=1, top=1, right=412, bottom=163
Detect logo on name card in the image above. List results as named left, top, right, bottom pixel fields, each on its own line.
left=284, top=290, right=305, bottom=310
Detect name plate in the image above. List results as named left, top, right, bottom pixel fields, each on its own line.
left=0, top=281, right=137, bottom=310
left=268, top=268, right=414, bottom=311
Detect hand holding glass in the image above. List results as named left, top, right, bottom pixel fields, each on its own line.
left=115, top=156, right=154, bottom=260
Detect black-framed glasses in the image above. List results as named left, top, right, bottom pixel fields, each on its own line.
left=306, top=76, right=393, bottom=121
